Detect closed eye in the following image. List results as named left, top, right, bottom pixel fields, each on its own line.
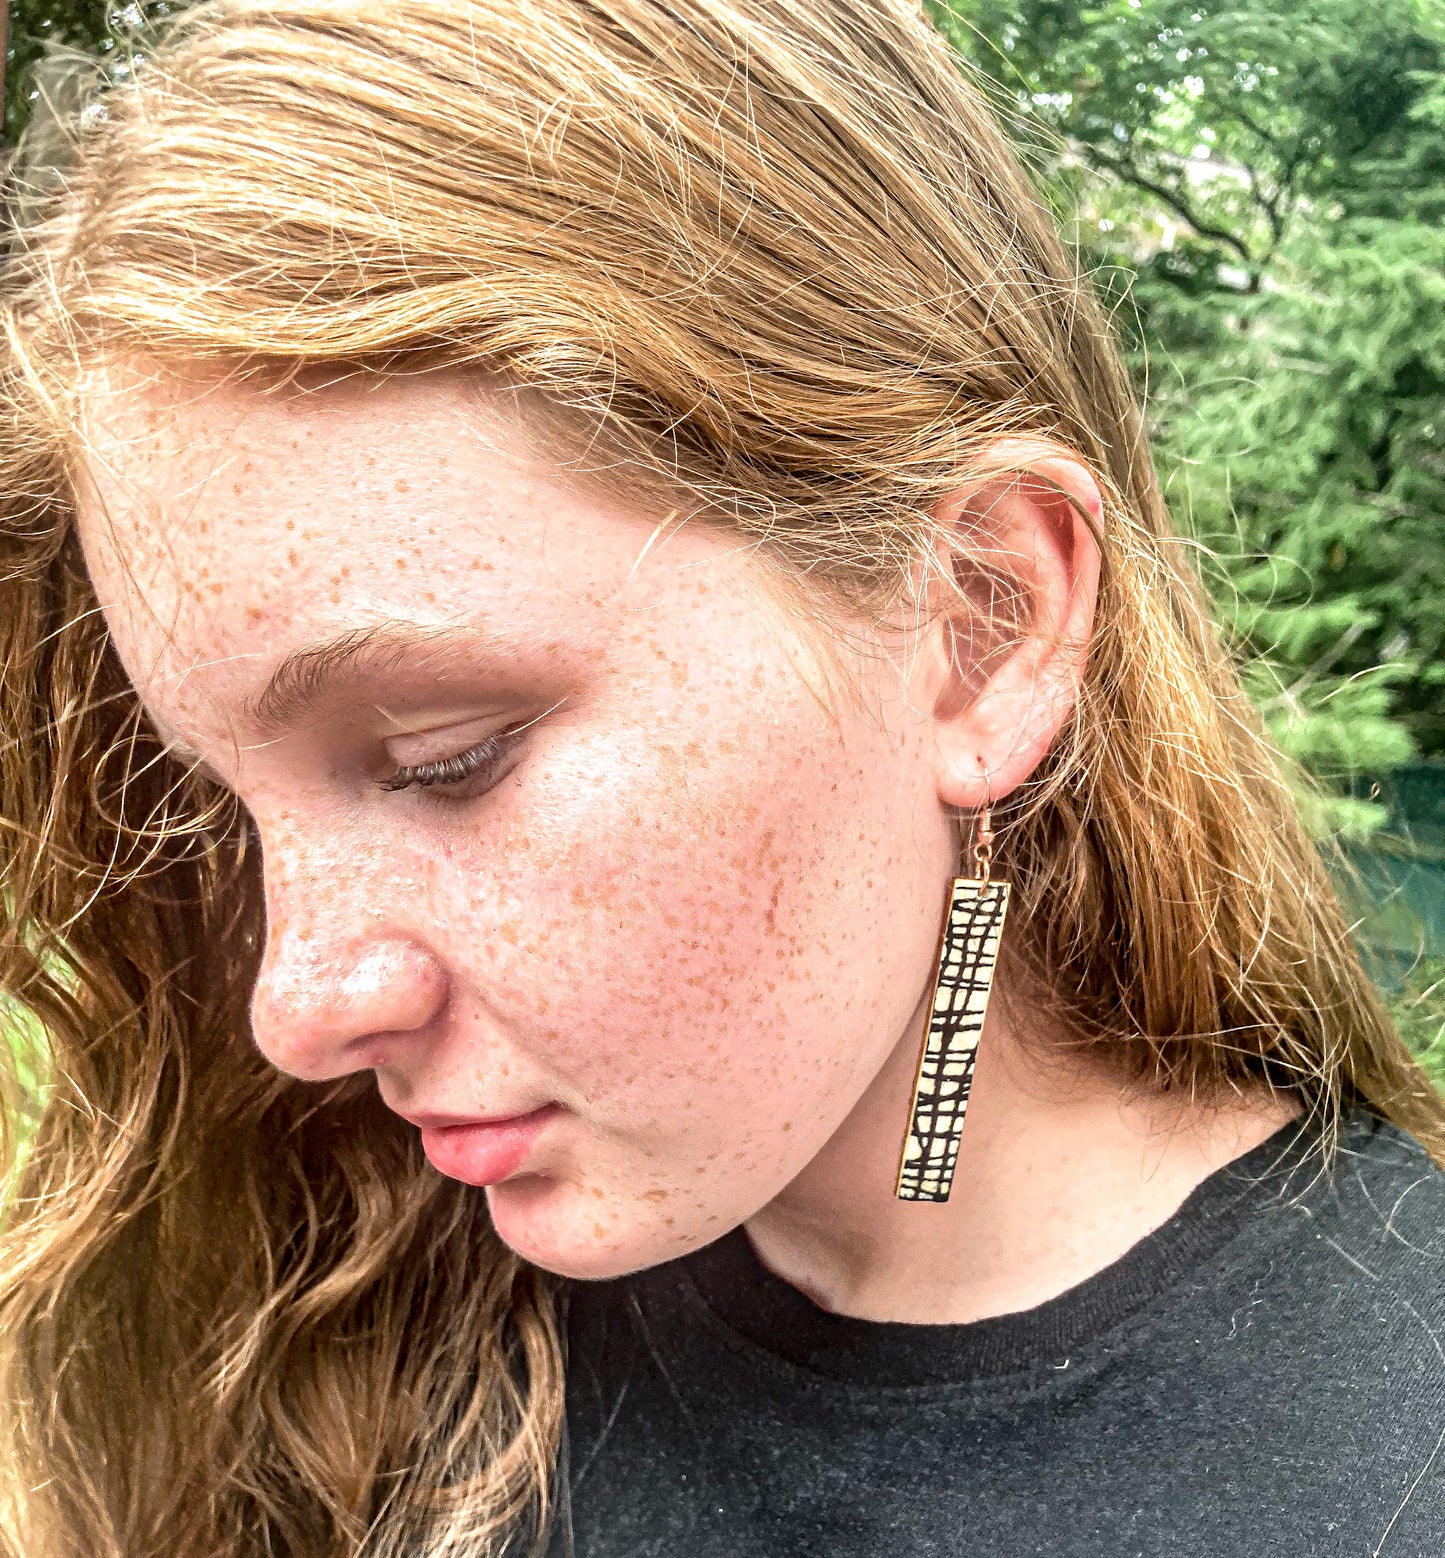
left=376, top=729, right=519, bottom=799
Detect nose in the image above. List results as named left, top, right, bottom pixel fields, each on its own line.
left=250, top=917, right=450, bottom=1083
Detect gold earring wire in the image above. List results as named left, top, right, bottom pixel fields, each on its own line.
left=894, top=768, right=1011, bottom=1203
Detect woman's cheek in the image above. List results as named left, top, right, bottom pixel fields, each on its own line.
left=490, top=783, right=821, bottom=1119
left=467, top=740, right=892, bottom=1277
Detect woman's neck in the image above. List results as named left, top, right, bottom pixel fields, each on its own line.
left=745, top=991, right=1302, bottom=1325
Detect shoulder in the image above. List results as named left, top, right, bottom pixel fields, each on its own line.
left=1270, top=1108, right=1445, bottom=1318
left=1250, top=1109, right=1445, bottom=1419
left=1156, top=1109, right=1445, bottom=1550
left=1197, top=1107, right=1445, bottom=1375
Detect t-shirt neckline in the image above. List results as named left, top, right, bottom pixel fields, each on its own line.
left=673, top=1107, right=1341, bottom=1387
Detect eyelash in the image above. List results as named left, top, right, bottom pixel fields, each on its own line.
left=376, top=730, right=520, bottom=798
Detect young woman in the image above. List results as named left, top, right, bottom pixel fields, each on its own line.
left=1, top=2, right=1441, bottom=1554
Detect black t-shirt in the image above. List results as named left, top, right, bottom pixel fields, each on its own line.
left=546, top=1109, right=1445, bottom=1556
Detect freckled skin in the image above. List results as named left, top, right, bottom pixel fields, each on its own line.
left=78, top=364, right=955, bottom=1280
left=93, top=380, right=1289, bottom=1327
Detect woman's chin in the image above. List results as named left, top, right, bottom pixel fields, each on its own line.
left=484, top=1174, right=718, bottom=1281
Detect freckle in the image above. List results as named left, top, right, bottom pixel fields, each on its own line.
left=208, top=583, right=223, bottom=595
left=781, top=1121, right=792, bottom=1132
left=395, top=479, right=410, bottom=493
left=288, top=549, right=300, bottom=567
left=284, top=518, right=294, bottom=530
left=395, top=557, right=406, bottom=570
left=591, top=1186, right=605, bottom=1200
left=246, top=606, right=264, bottom=623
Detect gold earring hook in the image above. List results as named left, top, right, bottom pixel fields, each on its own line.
left=971, top=761, right=994, bottom=883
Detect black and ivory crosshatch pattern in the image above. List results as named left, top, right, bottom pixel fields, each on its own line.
left=895, top=877, right=1010, bottom=1202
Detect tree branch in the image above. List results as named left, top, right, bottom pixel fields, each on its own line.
left=1079, top=143, right=1257, bottom=266
left=1217, top=99, right=1282, bottom=154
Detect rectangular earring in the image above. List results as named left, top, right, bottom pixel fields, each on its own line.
left=895, top=800, right=1010, bottom=1203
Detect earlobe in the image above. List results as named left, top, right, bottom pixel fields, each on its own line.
left=926, top=443, right=1104, bottom=812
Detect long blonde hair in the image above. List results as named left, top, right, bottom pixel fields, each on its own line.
left=1, top=1, right=1439, bottom=1552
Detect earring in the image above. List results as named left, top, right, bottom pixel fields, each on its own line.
left=895, top=772, right=1011, bottom=1203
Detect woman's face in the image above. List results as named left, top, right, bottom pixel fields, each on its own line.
left=78, top=365, right=957, bottom=1278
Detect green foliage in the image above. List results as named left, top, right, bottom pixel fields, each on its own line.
left=930, top=0, right=1445, bottom=836
left=1384, top=956, right=1445, bottom=1092
left=4, top=2, right=178, bottom=143
left=6, top=0, right=107, bottom=142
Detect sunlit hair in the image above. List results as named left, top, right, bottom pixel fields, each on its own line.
left=2, top=1, right=1441, bottom=1552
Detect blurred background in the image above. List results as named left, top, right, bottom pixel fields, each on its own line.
left=4, top=0, right=1444, bottom=1087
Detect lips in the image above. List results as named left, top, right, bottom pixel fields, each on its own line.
left=410, top=1103, right=560, bottom=1187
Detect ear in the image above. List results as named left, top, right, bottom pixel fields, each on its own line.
left=919, top=439, right=1104, bottom=811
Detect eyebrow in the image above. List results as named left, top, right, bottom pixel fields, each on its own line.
left=241, top=620, right=484, bottom=736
